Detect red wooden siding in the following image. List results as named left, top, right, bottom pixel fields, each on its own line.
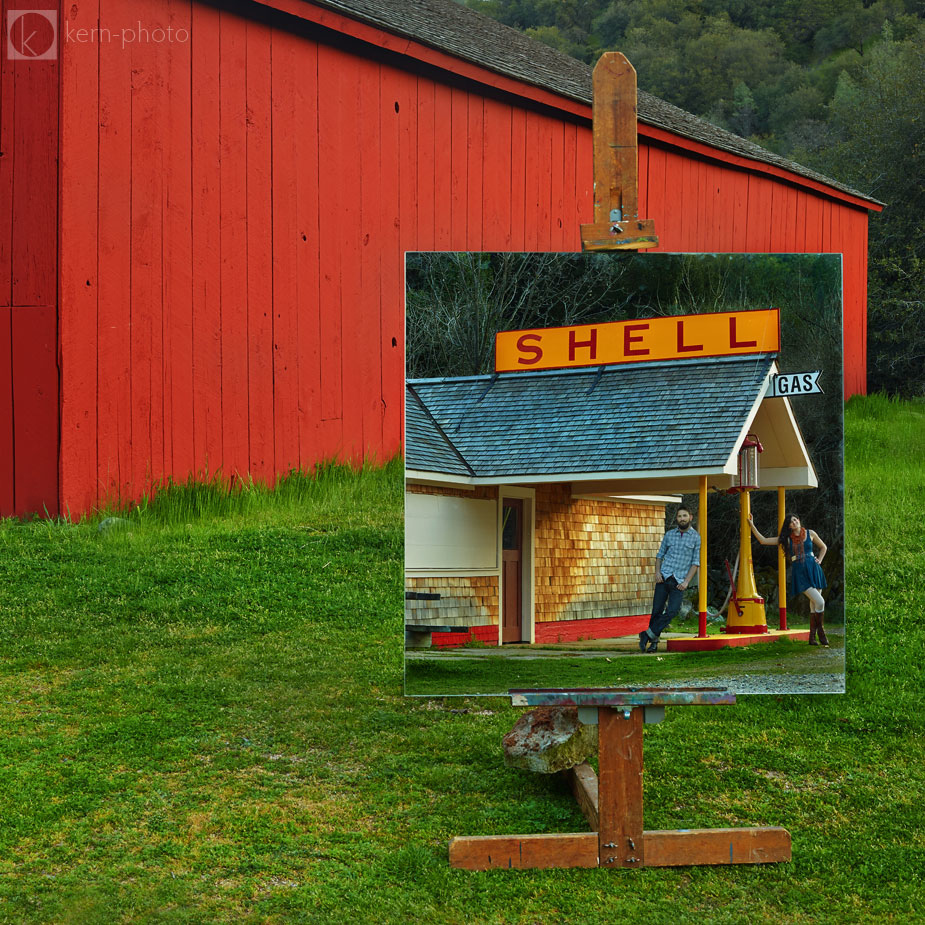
left=97, top=0, right=133, bottom=504
left=0, top=307, right=59, bottom=517
left=0, top=307, right=12, bottom=514
left=53, top=5, right=605, bottom=512
left=0, top=0, right=874, bottom=515
left=270, top=25, right=301, bottom=478
left=189, top=1, right=222, bottom=484
left=11, top=308, right=58, bottom=514
left=0, top=3, right=59, bottom=517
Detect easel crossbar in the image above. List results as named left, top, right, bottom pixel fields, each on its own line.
left=449, top=828, right=791, bottom=870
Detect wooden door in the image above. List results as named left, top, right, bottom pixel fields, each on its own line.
left=502, top=499, right=523, bottom=643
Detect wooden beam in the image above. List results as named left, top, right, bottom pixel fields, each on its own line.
left=598, top=707, right=644, bottom=868
left=643, top=827, right=792, bottom=867
left=566, top=762, right=599, bottom=831
left=581, top=52, right=658, bottom=252
left=592, top=52, right=637, bottom=224
left=449, top=833, right=599, bottom=870
left=448, top=827, right=790, bottom=870
left=449, top=700, right=791, bottom=873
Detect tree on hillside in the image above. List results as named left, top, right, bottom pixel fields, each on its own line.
left=405, top=252, right=634, bottom=378
left=822, top=23, right=925, bottom=394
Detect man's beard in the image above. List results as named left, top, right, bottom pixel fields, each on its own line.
left=678, top=522, right=690, bottom=531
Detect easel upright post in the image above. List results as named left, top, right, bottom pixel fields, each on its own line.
left=592, top=53, right=638, bottom=225
left=446, top=51, right=793, bottom=876
left=598, top=707, right=644, bottom=868
left=580, top=53, right=658, bottom=252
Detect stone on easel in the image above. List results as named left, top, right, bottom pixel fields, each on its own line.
left=502, top=706, right=598, bottom=774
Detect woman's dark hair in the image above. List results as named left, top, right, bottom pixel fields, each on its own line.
left=778, top=514, right=801, bottom=547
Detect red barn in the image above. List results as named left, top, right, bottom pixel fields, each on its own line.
left=0, top=0, right=881, bottom=517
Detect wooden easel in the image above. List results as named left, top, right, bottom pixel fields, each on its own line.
left=450, top=56, right=791, bottom=871
left=449, top=689, right=791, bottom=870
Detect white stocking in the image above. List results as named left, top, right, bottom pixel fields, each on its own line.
left=803, top=587, right=825, bottom=613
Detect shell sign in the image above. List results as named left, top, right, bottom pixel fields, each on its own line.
left=494, top=309, right=780, bottom=372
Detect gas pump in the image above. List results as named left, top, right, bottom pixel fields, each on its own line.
left=727, top=434, right=767, bottom=633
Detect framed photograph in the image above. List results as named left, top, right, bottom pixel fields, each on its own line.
left=404, top=252, right=845, bottom=697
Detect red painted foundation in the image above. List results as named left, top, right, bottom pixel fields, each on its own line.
left=431, top=614, right=651, bottom=648
left=431, top=624, right=499, bottom=649
left=534, top=614, right=649, bottom=644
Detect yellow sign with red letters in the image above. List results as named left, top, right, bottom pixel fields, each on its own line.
left=494, top=309, right=780, bottom=372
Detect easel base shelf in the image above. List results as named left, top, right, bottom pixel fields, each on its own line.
left=668, top=628, right=810, bottom=651
left=449, top=827, right=791, bottom=870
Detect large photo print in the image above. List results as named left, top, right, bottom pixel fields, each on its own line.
left=404, top=252, right=845, bottom=697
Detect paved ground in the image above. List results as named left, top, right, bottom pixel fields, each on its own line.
left=407, top=630, right=844, bottom=659
left=406, top=631, right=847, bottom=695
left=658, top=671, right=844, bottom=694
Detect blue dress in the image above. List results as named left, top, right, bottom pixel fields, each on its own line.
left=788, top=532, right=827, bottom=595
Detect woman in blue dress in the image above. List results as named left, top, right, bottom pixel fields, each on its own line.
left=748, top=513, right=829, bottom=646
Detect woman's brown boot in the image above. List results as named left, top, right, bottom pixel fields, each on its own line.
left=817, top=613, right=829, bottom=647
left=808, top=613, right=819, bottom=645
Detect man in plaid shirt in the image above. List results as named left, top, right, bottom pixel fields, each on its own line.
left=638, top=505, right=700, bottom=653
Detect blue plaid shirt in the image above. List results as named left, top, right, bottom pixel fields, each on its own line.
left=656, top=527, right=701, bottom=584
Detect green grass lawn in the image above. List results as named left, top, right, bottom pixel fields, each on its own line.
left=1, top=396, right=923, bottom=923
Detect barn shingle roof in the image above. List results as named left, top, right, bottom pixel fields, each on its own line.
left=406, top=354, right=775, bottom=478
left=314, top=0, right=879, bottom=206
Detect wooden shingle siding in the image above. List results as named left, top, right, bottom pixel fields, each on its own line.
left=405, top=484, right=498, bottom=501
left=405, top=483, right=664, bottom=644
left=535, top=486, right=661, bottom=624
left=405, top=575, right=499, bottom=630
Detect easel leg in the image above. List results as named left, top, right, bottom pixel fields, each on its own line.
left=598, top=707, right=644, bottom=868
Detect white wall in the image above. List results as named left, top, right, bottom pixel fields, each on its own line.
left=405, top=492, right=498, bottom=571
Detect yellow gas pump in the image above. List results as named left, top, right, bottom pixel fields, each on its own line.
left=727, top=434, right=768, bottom=633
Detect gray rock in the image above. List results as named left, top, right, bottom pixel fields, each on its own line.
left=97, top=516, right=129, bottom=534
left=502, top=706, right=598, bottom=774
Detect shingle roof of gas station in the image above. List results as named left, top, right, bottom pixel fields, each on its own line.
left=405, top=386, right=473, bottom=477
left=406, top=355, right=776, bottom=478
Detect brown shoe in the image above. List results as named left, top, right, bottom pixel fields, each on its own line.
left=808, top=613, right=818, bottom=645
left=817, top=614, right=829, bottom=648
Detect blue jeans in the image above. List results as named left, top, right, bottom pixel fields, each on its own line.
left=646, top=576, right=684, bottom=639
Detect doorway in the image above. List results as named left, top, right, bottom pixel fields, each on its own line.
left=502, top=498, right=523, bottom=643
